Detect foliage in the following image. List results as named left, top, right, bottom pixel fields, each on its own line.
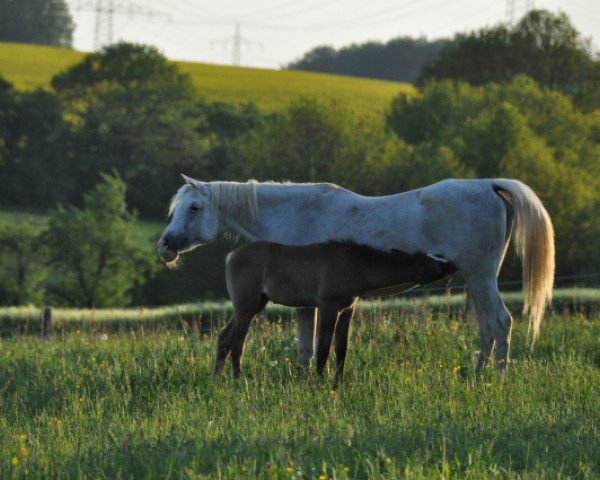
left=0, top=220, right=47, bottom=306
left=419, top=10, right=600, bottom=110
left=0, top=85, right=73, bottom=208
left=45, top=174, right=155, bottom=308
left=192, top=100, right=265, bottom=180
left=386, top=76, right=600, bottom=275
left=232, top=97, right=470, bottom=197
left=231, top=98, right=345, bottom=182
left=287, top=36, right=447, bottom=83
left=0, top=312, right=599, bottom=477
left=0, top=76, right=15, bottom=165
left=0, top=0, right=74, bottom=47
left=51, top=42, right=206, bottom=217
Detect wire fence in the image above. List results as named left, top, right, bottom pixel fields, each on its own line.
left=420, top=272, right=600, bottom=295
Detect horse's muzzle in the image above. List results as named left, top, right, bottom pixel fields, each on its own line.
left=157, top=236, right=179, bottom=263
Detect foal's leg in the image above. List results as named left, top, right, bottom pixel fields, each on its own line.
left=296, top=307, right=317, bottom=370
left=230, top=312, right=255, bottom=378
left=213, top=319, right=234, bottom=375
left=316, top=305, right=340, bottom=376
left=229, top=295, right=268, bottom=378
left=333, top=305, right=355, bottom=383
left=470, top=281, right=513, bottom=373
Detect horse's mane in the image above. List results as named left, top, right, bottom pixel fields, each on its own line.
left=210, top=181, right=259, bottom=223
left=169, top=181, right=259, bottom=223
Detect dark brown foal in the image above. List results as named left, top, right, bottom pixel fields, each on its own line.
left=214, top=240, right=457, bottom=379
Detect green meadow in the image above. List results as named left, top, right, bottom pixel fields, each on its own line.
left=1, top=297, right=599, bottom=478
left=0, top=42, right=412, bottom=114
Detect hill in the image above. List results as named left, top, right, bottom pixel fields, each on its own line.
left=0, top=42, right=413, bottom=114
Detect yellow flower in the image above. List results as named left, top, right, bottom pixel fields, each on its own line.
left=11, top=456, right=19, bottom=466
left=386, top=457, right=392, bottom=464
left=286, top=466, right=294, bottom=473
left=20, top=446, right=28, bottom=457
left=453, top=365, right=461, bottom=373
left=18, top=434, right=27, bottom=442
left=319, top=475, right=327, bottom=480
left=344, top=466, right=350, bottom=472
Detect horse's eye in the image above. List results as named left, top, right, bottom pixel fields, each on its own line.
left=190, top=203, right=202, bottom=212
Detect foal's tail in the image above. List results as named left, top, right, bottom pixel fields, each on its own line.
left=493, top=179, right=555, bottom=343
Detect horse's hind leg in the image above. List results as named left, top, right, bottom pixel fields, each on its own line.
left=316, top=305, right=340, bottom=377
left=296, top=307, right=317, bottom=370
left=470, top=282, right=513, bottom=372
left=333, top=305, right=355, bottom=384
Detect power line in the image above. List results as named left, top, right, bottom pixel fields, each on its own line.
left=69, top=0, right=171, bottom=50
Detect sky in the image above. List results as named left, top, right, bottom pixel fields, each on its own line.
left=68, top=0, right=600, bottom=70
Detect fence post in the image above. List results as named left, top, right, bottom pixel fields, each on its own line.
left=42, top=307, right=53, bottom=337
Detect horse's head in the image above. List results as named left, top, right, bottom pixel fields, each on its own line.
left=157, top=175, right=220, bottom=264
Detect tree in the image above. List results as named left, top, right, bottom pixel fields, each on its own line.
left=192, top=100, right=264, bottom=179
left=231, top=98, right=344, bottom=182
left=287, top=37, right=447, bottom=83
left=51, top=42, right=206, bottom=217
left=419, top=10, right=598, bottom=103
left=0, top=220, right=47, bottom=306
left=0, top=87, right=74, bottom=208
left=0, top=77, right=17, bottom=167
left=45, top=174, right=155, bottom=308
left=0, top=0, right=74, bottom=47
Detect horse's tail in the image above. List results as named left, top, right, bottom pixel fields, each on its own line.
left=492, top=179, right=555, bottom=344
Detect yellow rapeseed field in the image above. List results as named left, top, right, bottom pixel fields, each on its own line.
left=0, top=42, right=413, bottom=114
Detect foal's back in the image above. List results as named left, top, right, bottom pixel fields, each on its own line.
left=225, top=241, right=446, bottom=310
left=226, top=241, right=356, bottom=309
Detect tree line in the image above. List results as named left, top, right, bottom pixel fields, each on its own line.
left=0, top=10, right=599, bottom=308
left=288, top=10, right=600, bottom=111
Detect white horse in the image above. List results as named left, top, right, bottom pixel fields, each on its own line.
left=157, top=176, right=555, bottom=372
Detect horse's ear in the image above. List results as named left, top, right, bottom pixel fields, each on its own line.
left=181, top=174, right=210, bottom=196
left=181, top=173, right=196, bottom=186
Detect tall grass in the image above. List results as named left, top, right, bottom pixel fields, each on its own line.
left=2, top=288, right=599, bottom=337
left=0, top=42, right=413, bottom=114
left=1, top=311, right=598, bottom=478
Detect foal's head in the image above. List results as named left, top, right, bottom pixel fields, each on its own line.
left=403, top=251, right=458, bottom=284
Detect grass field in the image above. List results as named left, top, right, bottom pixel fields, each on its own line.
left=0, top=42, right=412, bottom=114
left=1, top=304, right=599, bottom=478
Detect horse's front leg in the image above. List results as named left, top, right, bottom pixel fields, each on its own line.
left=296, top=307, right=317, bottom=371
